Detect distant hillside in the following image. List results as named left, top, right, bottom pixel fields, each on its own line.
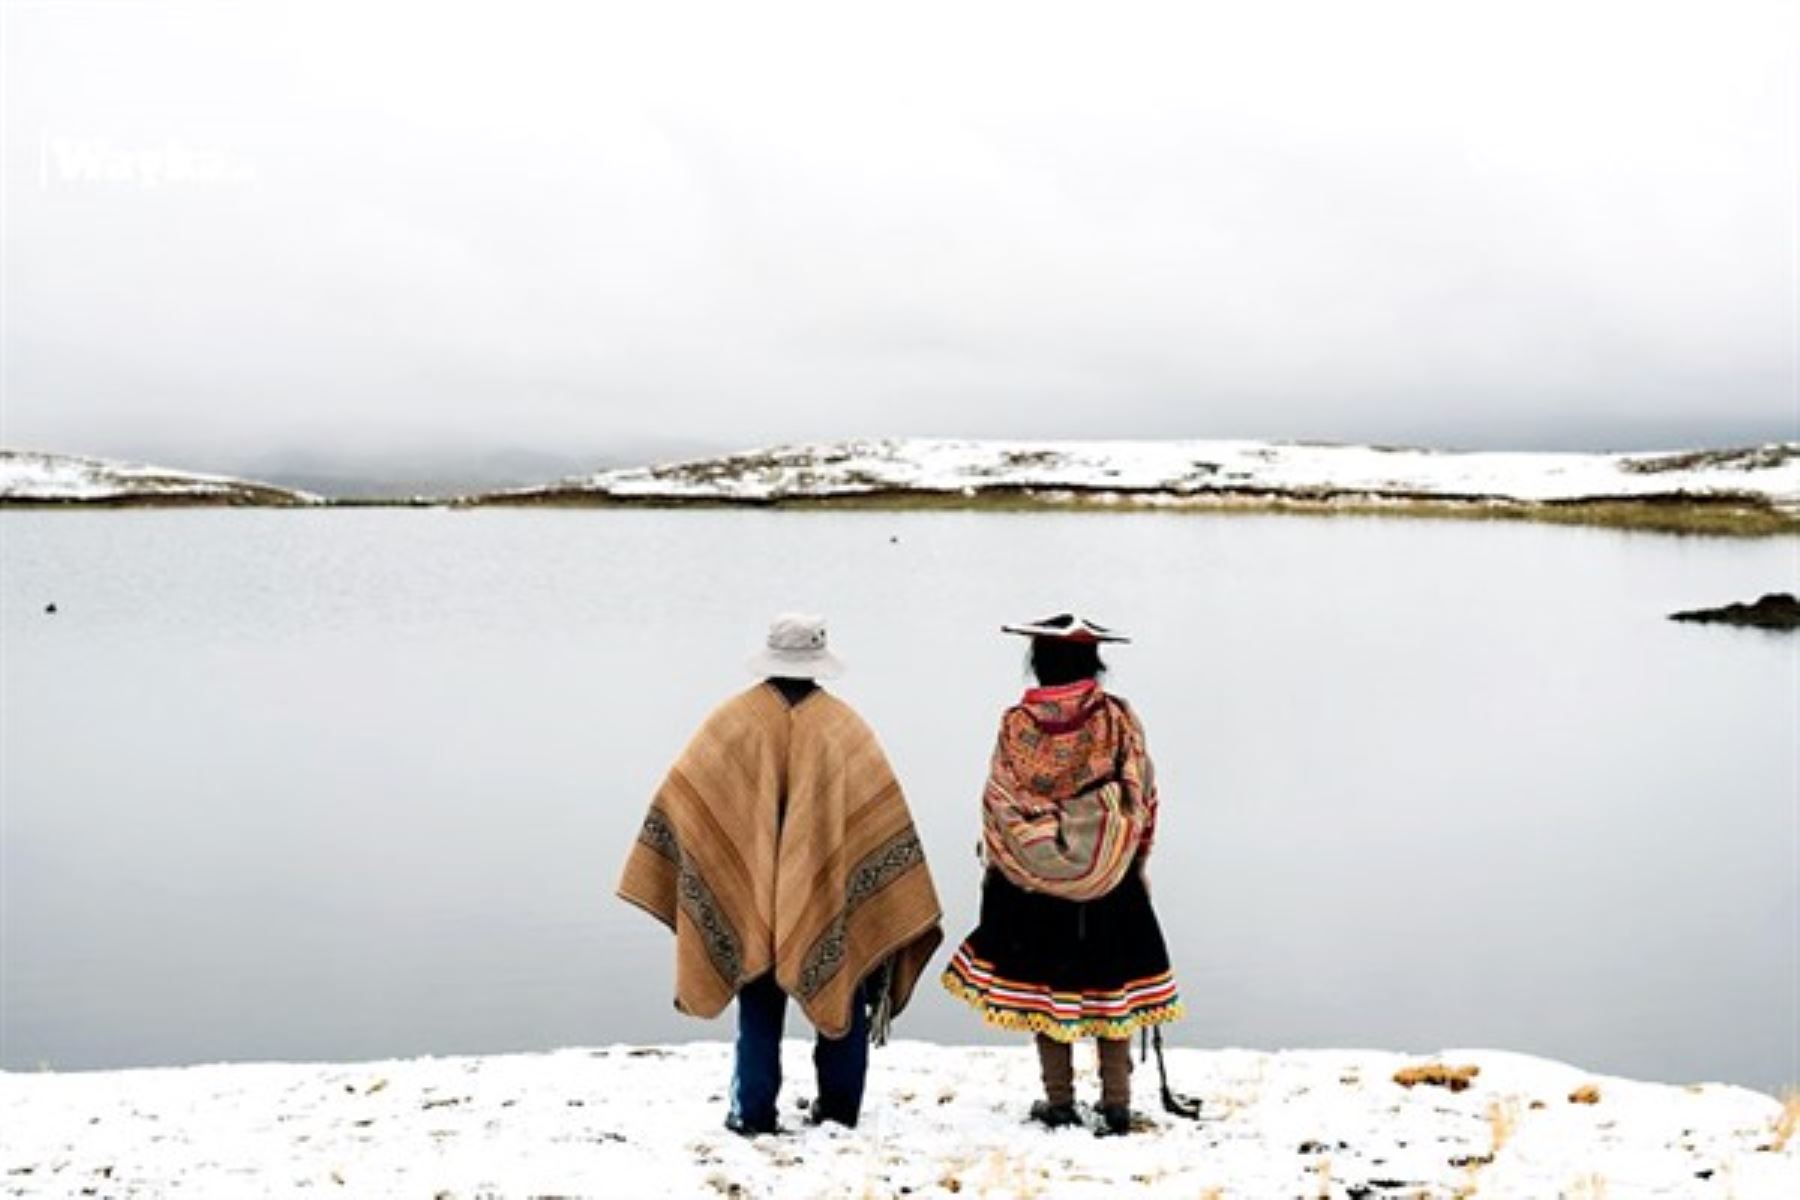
left=0, top=449, right=321, bottom=506
left=7, top=439, right=1796, bottom=534
left=466, top=438, right=1800, bottom=531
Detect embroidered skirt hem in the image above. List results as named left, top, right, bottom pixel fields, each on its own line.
left=942, top=951, right=1183, bottom=1042
left=940, top=864, right=1182, bottom=1044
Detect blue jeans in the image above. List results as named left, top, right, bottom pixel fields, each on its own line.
left=729, top=973, right=871, bottom=1131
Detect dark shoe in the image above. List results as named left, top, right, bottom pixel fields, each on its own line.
left=725, top=1112, right=779, bottom=1137
left=1029, top=1100, right=1080, bottom=1129
left=805, top=1100, right=859, bottom=1130
left=1096, top=1104, right=1133, bottom=1137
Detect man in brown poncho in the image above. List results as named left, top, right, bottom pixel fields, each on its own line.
left=618, top=613, right=943, bottom=1135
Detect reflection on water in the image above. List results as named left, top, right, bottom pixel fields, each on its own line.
left=1, top=509, right=1795, bottom=1093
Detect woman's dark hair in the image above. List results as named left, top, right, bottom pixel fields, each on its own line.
left=1029, top=637, right=1107, bottom=687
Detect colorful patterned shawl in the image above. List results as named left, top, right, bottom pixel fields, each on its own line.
left=618, top=684, right=944, bottom=1038
left=982, top=680, right=1157, bottom=901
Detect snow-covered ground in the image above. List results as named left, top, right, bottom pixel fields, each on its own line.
left=0, top=450, right=319, bottom=505
left=2, top=1042, right=1792, bottom=1198
left=493, top=438, right=1800, bottom=510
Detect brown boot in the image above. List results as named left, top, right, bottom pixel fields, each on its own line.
left=1031, top=1034, right=1078, bottom=1127
left=1096, top=1036, right=1133, bottom=1135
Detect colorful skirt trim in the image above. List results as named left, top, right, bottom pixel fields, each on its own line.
left=942, top=943, right=1183, bottom=1042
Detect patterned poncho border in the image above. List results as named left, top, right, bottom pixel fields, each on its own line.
left=618, top=684, right=943, bottom=1038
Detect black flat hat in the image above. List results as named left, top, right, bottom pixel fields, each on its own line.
left=1000, top=613, right=1131, bottom=644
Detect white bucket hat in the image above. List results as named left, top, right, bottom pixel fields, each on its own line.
left=747, top=612, right=845, bottom=680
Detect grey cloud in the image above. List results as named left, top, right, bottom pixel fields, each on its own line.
left=2, top=0, right=1793, bottom=476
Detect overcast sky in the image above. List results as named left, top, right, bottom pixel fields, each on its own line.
left=2, top=0, right=1795, bottom=472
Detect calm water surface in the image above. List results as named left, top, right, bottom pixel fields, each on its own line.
left=1, top=509, right=1795, bottom=1093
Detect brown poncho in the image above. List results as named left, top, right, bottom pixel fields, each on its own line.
left=618, top=684, right=943, bottom=1038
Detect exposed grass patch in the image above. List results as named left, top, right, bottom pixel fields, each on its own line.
left=1619, top=445, right=1798, bottom=474
left=1393, top=1062, right=1482, bottom=1093
left=456, top=489, right=1798, bottom=537
left=27, top=480, right=1792, bottom=536
left=1568, top=1083, right=1602, bottom=1105
left=1498, top=499, right=1795, bottom=537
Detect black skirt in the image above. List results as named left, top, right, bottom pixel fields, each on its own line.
left=942, top=863, right=1182, bottom=1042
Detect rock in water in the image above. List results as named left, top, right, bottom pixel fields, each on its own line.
left=1669, top=592, right=1800, bottom=629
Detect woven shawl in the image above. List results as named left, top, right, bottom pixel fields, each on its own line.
left=982, top=680, right=1155, bottom=902
left=618, top=684, right=943, bottom=1038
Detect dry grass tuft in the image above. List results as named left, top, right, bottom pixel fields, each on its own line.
left=1568, top=1083, right=1602, bottom=1105
left=934, top=1154, right=970, bottom=1195
left=971, top=1148, right=1044, bottom=1199
left=1393, top=1062, right=1481, bottom=1092
left=1762, top=1087, right=1800, bottom=1152
left=1312, top=1157, right=1332, bottom=1199
left=1450, top=1163, right=1484, bottom=1199
left=1450, top=1098, right=1520, bottom=1197
left=1488, top=1098, right=1520, bottom=1154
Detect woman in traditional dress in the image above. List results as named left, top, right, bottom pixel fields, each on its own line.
left=942, top=613, right=1181, bottom=1136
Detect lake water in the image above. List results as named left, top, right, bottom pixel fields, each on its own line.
left=1, top=509, right=1795, bottom=1094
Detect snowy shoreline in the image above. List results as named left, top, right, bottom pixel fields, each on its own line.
left=3, top=1041, right=1793, bottom=1198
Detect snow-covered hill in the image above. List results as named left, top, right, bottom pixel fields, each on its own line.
left=478, top=438, right=1800, bottom=512
left=1, top=1041, right=1793, bottom=1197
left=7, top=441, right=1796, bottom=523
left=0, top=450, right=320, bottom=506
